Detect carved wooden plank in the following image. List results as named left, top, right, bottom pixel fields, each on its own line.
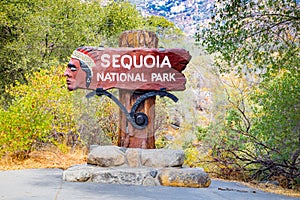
left=69, top=47, right=191, bottom=91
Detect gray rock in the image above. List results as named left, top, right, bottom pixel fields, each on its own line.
left=125, top=148, right=141, bottom=167
left=142, top=177, right=160, bottom=186
left=87, top=146, right=126, bottom=167
left=158, top=167, right=211, bottom=188
left=91, top=167, right=154, bottom=185
left=141, top=149, right=185, bottom=168
left=62, top=164, right=94, bottom=182
left=64, top=146, right=210, bottom=189
left=63, top=164, right=160, bottom=186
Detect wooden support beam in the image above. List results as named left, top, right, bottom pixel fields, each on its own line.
left=118, top=30, right=158, bottom=149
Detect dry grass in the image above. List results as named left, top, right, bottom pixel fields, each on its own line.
left=242, top=181, right=300, bottom=198
left=213, top=177, right=300, bottom=198
left=0, top=146, right=87, bottom=171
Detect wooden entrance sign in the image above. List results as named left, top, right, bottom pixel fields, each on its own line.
left=65, top=30, right=191, bottom=149
left=67, top=46, right=190, bottom=91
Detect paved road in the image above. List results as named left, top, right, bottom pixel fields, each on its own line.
left=0, top=168, right=298, bottom=200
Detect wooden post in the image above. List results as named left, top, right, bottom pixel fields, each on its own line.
left=118, top=30, right=158, bottom=149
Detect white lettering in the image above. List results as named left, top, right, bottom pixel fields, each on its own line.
left=151, top=73, right=158, bottom=81
left=119, top=73, right=127, bottom=81
left=169, top=73, right=176, bottom=81
left=163, top=73, right=169, bottom=81
left=141, top=73, right=146, bottom=82
left=121, top=55, right=132, bottom=70
left=101, top=54, right=110, bottom=68
left=97, top=72, right=104, bottom=81
left=112, top=55, right=120, bottom=68
left=144, top=55, right=155, bottom=68
left=133, top=55, right=143, bottom=68
left=127, top=73, right=134, bottom=81
left=99, top=54, right=173, bottom=70
left=110, top=72, right=117, bottom=81
left=156, top=73, right=163, bottom=81
left=156, top=55, right=160, bottom=68
left=105, top=73, right=112, bottom=81
left=160, top=56, right=171, bottom=68
left=97, top=72, right=148, bottom=82
left=151, top=73, right=176, bottom=82
left=135, top=73, right=142, bottom=81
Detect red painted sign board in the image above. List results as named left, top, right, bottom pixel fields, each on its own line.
left=64, top=46, right=191, bottom=91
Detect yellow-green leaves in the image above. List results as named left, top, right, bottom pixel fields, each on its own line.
left=0, top=66, right=76, bottom=157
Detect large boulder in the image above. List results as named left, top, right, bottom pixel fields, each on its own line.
left=87, top=146, right=185, bottom=168
left=63, top=164, right=94, bottom=182
left=158, top=168, right=211, bottom=188
left=141, top=149, right=185, bottom=168
left=62, top=164, right=160, bottom=186
left=87, top=146, right=126, bottom=167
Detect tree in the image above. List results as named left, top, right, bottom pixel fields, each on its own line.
left=0, top=66, right=77, bottom=157
left=198, top=0, right=299, bottom=76
left=97, top=0, right=144, bottom=39
left=197, top=0, right=299, bottom=187
left=0, top=0, right=145, bottom=103
left=144, top=15, right=183, bottom=36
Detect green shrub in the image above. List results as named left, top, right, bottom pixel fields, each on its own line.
left=0, top=66, right=77, bottom=157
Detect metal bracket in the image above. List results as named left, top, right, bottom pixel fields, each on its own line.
left=86, top=88, right=178, bottom=130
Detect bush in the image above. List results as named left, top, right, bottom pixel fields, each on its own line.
left=196, top=71, right=300, bottom=188
left=0, top=65, right=126, bottom=158
left=74, top=90, right=119, bottom=147
left=0, top=66, right=77, bottom=157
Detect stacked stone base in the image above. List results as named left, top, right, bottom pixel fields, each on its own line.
left=63, top=145, right=211, bottom=188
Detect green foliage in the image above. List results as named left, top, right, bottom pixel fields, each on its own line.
left=251, top=70, right=300, bottom=169
left=184, top=147, right=200, bottom=167
left=94, top=94, right=119, bottom=145
left=198, top=0, right=299, bottom=76
left=154, top=97, right=177, bottom=149
left=196, top=0, right=300, bottom=187
left=0, top=0, right=95, bottom=97
left=155, top=136, right=170, bottom=149
left=144, top=15, right=183, bottom=36
left=0, top=66, right=122, bottom=157
left=98, top=1, right=144, bottom=39
left=195, top=126, right=208, bottom=141
left=0, top=66, right=77, bottom=157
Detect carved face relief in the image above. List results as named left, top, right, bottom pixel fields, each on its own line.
left=64, top=58, right=87, bottom=91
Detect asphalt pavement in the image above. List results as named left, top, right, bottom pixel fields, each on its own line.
left=0, top=168, right=298, bottom=200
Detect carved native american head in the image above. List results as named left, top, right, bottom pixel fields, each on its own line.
left=64, top=47, right=97, bottom=91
